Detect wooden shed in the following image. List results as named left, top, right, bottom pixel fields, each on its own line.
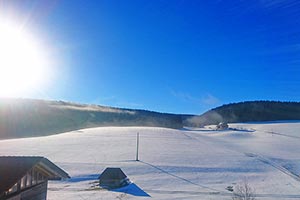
left=0, top=156, right=69, bottom=200
left=98, top=168, right=130, bottom=189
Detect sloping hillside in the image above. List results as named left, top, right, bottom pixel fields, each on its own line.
left=1, top=123, right=300, bottom=199
left=184, top=101, right=300, bottom=126
left=0, top=98, right=183, bottom=139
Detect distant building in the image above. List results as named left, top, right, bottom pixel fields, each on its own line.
left=98, top=168, right=130, bottom=189
left=0, top=156, right=69, bottom=200
left=216, top=122, right=229, bottom=130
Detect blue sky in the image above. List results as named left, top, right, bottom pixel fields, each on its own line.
left=1, top=0, right=300, bottom=114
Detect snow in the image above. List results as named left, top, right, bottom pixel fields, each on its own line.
left=0, top=122, right=300, bottom=199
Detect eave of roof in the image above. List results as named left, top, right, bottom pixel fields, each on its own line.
left=0, top=156, right=69, bottom=194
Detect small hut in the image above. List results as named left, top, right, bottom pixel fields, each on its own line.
left=98, top=168, right=130, bottom=189
left=0, top=156, right=69, bottom=200
left=216, top=122, right=229, bottom=130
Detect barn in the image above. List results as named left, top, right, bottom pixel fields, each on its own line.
left=99, top=168, right=130, bottom=189
left=0, top=156, right=69, bottom=200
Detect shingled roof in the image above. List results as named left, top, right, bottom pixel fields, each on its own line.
left=0, top=156, right=69, bottom=194
left=98, top=167, right=130, bottom=189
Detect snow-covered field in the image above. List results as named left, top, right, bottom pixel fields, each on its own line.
left=1, top=121, right=300, bottom=199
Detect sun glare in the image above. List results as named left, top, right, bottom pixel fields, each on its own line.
left=0, top=19, right=49, bottom=97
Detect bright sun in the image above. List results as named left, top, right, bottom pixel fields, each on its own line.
left=0, top=19, right=49, bottom=97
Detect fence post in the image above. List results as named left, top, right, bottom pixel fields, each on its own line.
left=136, top=132, right=139, bottom=161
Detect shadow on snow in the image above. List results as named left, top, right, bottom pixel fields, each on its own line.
left=112, top=183, right=151, bottom=197
left=68, top=174, right=99, bottom=183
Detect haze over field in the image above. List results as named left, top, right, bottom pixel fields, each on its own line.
left=1, top=98, right=300, bottom=139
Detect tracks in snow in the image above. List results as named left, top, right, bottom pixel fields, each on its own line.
left=263, top=130, right=300, bottom=139
left=184, top=130, right=300, bottom=183
left=147, top=189, right=300, bottom=199
left=244, top=153, right=300, bottom=182
left=180, top=130, right=300, bottom=198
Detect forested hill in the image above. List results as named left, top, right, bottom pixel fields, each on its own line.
left=1, top=99, right=300, bottom=139
left=184, top=101, right=300, bottom=126
left=0, top=98, right=183, bottom=139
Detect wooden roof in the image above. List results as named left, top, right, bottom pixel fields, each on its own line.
left=0, top=156, right=69, bottom=194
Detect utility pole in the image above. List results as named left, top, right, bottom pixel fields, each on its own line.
left=136, top=132, right=139, bottom=161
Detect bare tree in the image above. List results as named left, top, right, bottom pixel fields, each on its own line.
left=232, top=180, right=256, bottom=200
